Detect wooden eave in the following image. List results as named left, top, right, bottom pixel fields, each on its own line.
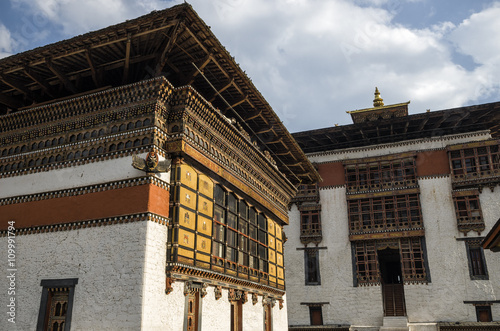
left=482, top=218, right=500, bottom=252
left=294, top=102, right=500, bottom=154
left=0, top=3, right=319, bottom=185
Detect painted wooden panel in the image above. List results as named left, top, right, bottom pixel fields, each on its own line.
left=198, top=195, right=213, bottom=217
left=179, top=187, right=197, bottom=211
left=198, top=174, right=214, bottom=198
left=178, top=228, right=195, bottom=249
left=197, top=215, right=212, bottom=236
left=178, top=207, right=196, bottom=230
left=179, top=164, right=198, bottom=190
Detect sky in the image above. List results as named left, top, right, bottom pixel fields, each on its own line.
left=0, top=0, right=499, bottom=133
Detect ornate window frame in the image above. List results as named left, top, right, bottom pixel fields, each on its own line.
left=36, top=278, right=78, bottom=331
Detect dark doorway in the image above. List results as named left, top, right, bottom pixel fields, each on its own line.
left=378, top=248, right=406, bottom=316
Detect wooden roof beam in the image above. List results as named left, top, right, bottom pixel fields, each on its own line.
left=154, top=21, right=183, bottom=76
left=245, top=110, right=262, bottom=121
left=85, top=48, right=99, bottom=87
left=184, top=53, right=212, bottom=86
left=418, top=116, right=430, bottom=131
left=0, top=74, right=33, bottom=99
left=184, top=26, right=210, bottom=55
left=226, top=95, right=248, bottom=110
left=23, top=67, right=56, bottom=98
left=0, top=92, right=22, bottom=109
left=254, top=126, right=274, bottom=134
left=122, top=34, right=132, bottom=84
left=46, top=59, right=77, bottom=94
left=209, top=78, right=234, bottom=102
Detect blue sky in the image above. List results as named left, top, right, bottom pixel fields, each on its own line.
left=1, top=0, right=499, bottom=132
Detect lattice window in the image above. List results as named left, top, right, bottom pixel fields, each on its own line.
left=345, top=157, right=416, bottom=192
left=348, top=194, right=423, bottom=234
left=213, top=184, right=269, bottom=275
left=453, top=191, right=485, bottom=234
left=46, top=289, right=69, bottom=331
left=400, top=237, right=427, bottom=284
left=353, top=239, right=428, bottom=286
left=465, top=240, right=489, bottom=280
left=449, top=143, right=500, bottom=180
left=300, top=209, right=321, bottom=237
left=354, top=241, right=379, bottom=285
left=36, top=279, right=77, bottom=331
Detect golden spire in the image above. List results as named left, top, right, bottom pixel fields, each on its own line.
left=373, top=87, right=384, bottom=107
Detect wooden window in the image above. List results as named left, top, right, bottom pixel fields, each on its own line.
left=465, top=240, right=489, bottom=280
left=230, top=299, right=243, bottom=331
left=213, top=184, right=269, bottom=276
left=304, top=248, right=321, bottom=285
left=36, top=279, right=78, bottom=331
left=309, top=306, right=323, bottom=326
left=476, top=305, right=492, bottom=322
left=300, top=210, right=321, bottom=237
left=354, top=241, right=379, bottom=285
left=353, top=238, right=428, bottom=286
left=348, top=194, right=422, bottom=233
left=453, top=192, right=485, bottom=234
left=400, top=237, right=427, bottom=283
left=345, top=158, right=416, bottom=192
left=449, top=143, right=500, bottom=179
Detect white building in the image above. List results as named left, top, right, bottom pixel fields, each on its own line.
left=0, top=4, right=320, bottom=331
left=286, top=90, right=500, bottom=331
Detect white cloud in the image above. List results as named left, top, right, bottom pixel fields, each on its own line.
left=4, top=0, right=500, bottom=131
left=10, top=0, right=172, bottom=36
left=0, top=23, right=15, bottom=59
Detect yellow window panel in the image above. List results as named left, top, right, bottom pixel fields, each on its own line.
left=269, top=263, right=277, bottom=276
left=268, top=234, right=276, bottom=250
left=277, top=267, right=284, bottom=279
left=178, top=229, right=195, bottom=249
left=179, top=187, right=197, bottom=210
left=178, top=207, right=196, bottom=230
left=179, top=164, right=198, bottom=190
left=197, top=215, right=212, bottom=236
left=267, top=218, right=275, bottom=236
left=269, top=276, right=277, bottom=283
left=277, top=253, right=283, bottom=266
left=278, top=279, right=284, bottom=285
left=196, top=236, right=211, bottom=254
left=275, top=225, right=282, bottom=240
left=269, top=249, right=276, bottom=264
left=178, top=247, right=194, bottom=259
left=198, top=174, right=214, bottom=198
left=276, top=239, right=283, bottom=253
left=196, top=252, right=211, bottom=263
left=198, top=195, right=213, bottom=217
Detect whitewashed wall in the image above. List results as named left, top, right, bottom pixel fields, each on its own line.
left=0, top=221, right=148, bottom=331
left=286, top=131, right=500, bottom=330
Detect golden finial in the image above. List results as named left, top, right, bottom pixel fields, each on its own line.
left=373, top=87, right=384, bottom=107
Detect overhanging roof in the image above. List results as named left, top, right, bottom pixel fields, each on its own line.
left=294, top=101, right=500, bottom=154
left=0, top=3, right=319, bottom=185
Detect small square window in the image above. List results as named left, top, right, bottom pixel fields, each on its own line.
left=476, top=305, right=492, bottom=322
left=309, top=306, right=323, bottom=325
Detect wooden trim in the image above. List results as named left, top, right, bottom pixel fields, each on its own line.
left=0, top=183, right=169, bottom=230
